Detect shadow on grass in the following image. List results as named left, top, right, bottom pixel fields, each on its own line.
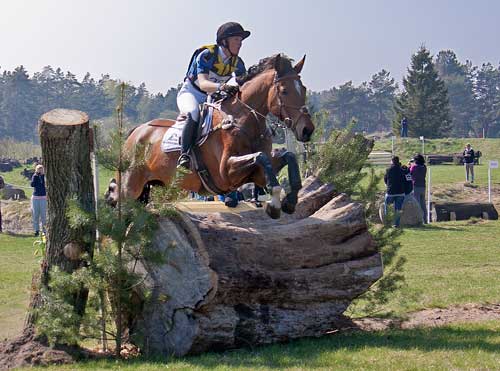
left=78, top=324, right=499, bottom=370
left=0, top=231, right=35, bottom=238
left=403, top=224, right=467, bottom=232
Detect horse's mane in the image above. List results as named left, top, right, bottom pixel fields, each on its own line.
left=237, top=54, right=294, bottom=85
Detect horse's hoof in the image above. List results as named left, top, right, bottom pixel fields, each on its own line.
left=281, top=194, right=297, bottom=214
left=265, top=202, right=281, bottom=219
left=224, top=197, right=238, bottom=208
left=254, top=201, right=263, bottom=208
left=281, top=199, right=296, bottom=214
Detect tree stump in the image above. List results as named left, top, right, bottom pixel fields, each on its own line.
left=0, top=109, right=95, bottom=370
left=37, top=109, right=95, bottom=275
left=130, top=176, right=383, bottom=356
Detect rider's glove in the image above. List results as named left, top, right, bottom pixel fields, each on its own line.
left=219, top=83, right=239, bottom=96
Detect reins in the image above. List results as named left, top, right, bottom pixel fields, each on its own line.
left=205, top=70, right=309, bottom=148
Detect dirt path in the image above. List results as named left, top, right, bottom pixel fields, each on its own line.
left=352, top=303, right=500, bottom=331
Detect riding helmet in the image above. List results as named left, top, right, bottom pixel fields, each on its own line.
left=216, top=22, right=251, bottom=45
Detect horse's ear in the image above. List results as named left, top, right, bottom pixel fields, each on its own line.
left=293, top=55, right=306, bottom=74
left=274, top=54, right=283, bottom=76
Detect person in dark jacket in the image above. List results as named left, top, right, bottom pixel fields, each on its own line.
left=400, top=117, right=408, bottom=138
left=410, top=154, right=427, bottom=223
left=384, top=156, right=406, bottom=227
left=401, top=163, right=413, bottom=196
left=30, top=164, right=47, bottom=236
left=463, top=143, right=475, bottom=183
left=0, top=175, right=4, bottom=233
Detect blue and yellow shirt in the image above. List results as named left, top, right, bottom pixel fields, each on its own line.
left=186, top=44, right=246, bottom=90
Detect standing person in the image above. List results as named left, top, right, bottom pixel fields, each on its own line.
left=401, top=161, right=414, bottom=197
left=0, top=175, right=4, bottom=233
left=30, top=164, right=47, bottom=236
left=400, top=117, right=408, bottom=138
left=176, top=22, right=250, bottom=169
left=410, top=154, right=427, bottom=223
left=384, top=156, right=406, bottom=227
left=463, top=143, right=475, bottom=183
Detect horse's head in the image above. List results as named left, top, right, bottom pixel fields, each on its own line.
left=104, top=178, right=118, bottom=207
left=268, top=54, right=315, bottom=142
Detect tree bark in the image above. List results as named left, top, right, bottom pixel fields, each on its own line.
left=130, top=176, right=383, bottom=356
left=0, top=109, right=95, bottom=370
left=25, top=109, right=95, bottom=328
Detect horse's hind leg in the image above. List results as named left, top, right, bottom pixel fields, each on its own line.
left=226, top=152, right=282, bottom=219
left=121, top=166, right=151, bottom=202
left=271, top=149, right=302, bottom=214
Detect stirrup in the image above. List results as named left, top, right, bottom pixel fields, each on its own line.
left=177, top=154, right=191, bottom=169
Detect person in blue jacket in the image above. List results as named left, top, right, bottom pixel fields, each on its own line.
left=176, top=22, right=251, bottom=170
left=30, top=164, right=47, bottom=236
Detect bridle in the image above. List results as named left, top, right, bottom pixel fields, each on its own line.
left=273, top=72, right=311, bottom=133
left=208, top=69, right=311, bottom=148
left=229, top=71, right=310, bottom=135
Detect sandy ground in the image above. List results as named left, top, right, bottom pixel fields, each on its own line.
left=0, top=200, right=33, bottom=235
left=353, top=303, right=500, bottom=331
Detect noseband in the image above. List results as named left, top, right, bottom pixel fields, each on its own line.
left=273, top=72, right=310, bottom=132
left=227, top=70, right=310, bottom=140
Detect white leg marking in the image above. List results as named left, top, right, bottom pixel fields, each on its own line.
left=269, top=186, right=282, bottom=209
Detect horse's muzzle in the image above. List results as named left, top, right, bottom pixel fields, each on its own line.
left=301, top=126, right=313, bottom=142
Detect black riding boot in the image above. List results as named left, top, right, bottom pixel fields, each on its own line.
left=177, top=114, right=198, bottom=169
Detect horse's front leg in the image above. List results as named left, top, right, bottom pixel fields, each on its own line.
left=225, top=152, right=282, bottom=219
left=271, top=149, right=302, bottom=214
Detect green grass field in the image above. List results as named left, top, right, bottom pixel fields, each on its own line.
left=2, top=139, right=500, bottom=369
left=2, top=220, right=499, bottom=370
left=14, top=320, right=500, bottom=370
left=0, top=234, right=38, bottom=340
left=373, top=137, right=500, bottom=163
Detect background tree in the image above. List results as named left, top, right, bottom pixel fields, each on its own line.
left=0, top=66, right=178, bottom=142
left=368, top=69, right=398, bottom=132
left=393, top=46, right=451, bottom=138
left=474, top=63, right=500, bottom=137
left=435, top=50, right=476, bottom=137
left=0, top=66, right=40, bottom=141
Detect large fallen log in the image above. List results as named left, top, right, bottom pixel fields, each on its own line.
left=432, top=202, right=498, bottom=221
left=130, top=176, right=383, bottom=356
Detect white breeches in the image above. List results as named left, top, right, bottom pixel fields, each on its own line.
left=176, top=80, right=207, bottom=122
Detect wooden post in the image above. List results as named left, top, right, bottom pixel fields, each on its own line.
left=25, top=109, right=95, bottom=328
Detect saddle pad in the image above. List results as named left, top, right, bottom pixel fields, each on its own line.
left=161, top=106, right=214, bottom=153
left=161, top=121, right=184, bottom=153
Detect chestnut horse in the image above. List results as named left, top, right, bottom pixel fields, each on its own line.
left=105, top=54, right=315, bottom=219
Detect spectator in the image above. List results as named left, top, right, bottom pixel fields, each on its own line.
left=384, top=156, right=406, bottom=227
left=30, top=164, right=47, bottom=236
left=410, top=154, right=427, bottom=223
left=0, top=175, right=4, bottom=233
left=401, top=162, right=413, bottom=197
left=463, top=143, right=475, bottom=183
left=400, top=117, right=408, bottom=138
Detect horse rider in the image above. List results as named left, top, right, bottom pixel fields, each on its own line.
left=176, top=22, right=251, bottom=169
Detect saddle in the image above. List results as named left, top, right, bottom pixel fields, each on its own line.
left=159, top=103, right=234, bottom=195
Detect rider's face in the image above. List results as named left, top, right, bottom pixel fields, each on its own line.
left=226, top=36, right=243, bottom=55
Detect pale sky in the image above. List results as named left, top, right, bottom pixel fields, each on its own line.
left=1, top=0, right=499, bottom=94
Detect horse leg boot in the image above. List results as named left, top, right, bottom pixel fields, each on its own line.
left=254, top=152, right=282, bottom=219
left=225, top=152, right=282, bottom=218
left=177, top=113, right=198, bottom=169
left=280, top=151, right=302, bottom=214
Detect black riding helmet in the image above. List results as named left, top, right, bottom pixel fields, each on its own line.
left=216, top=22, right=251, bottom=45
